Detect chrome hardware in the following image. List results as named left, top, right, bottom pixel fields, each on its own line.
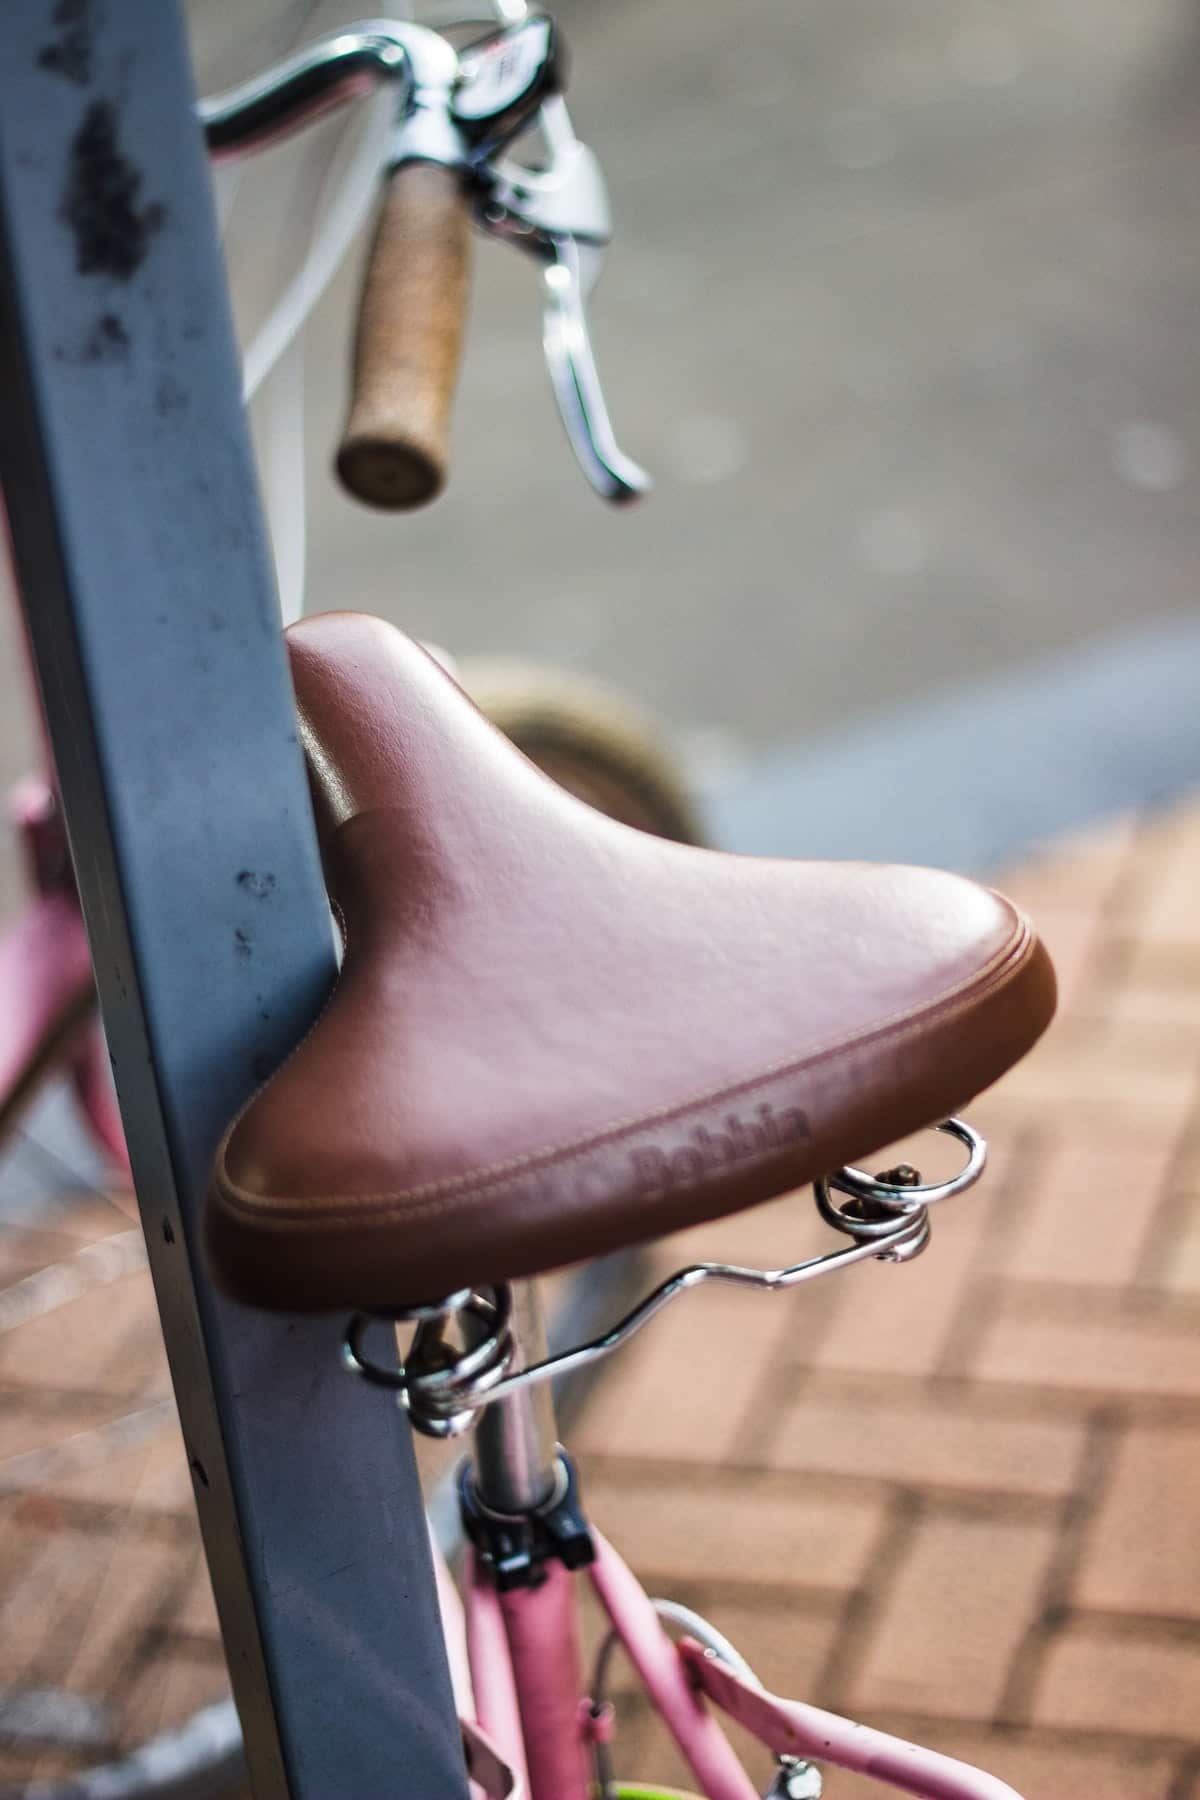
left=199, top=11, right=648, bottom=504
left=344, top=1119, right=987, bottom=1437
left=345, top=1284, right=516, bottom=1437
left=473, top=1281, right=560, bottom=1513
left=452, top=17, right=563, bottom=159
left=767, top=1759, right=824, bottom=1799
left=198, top=21, right=459, bottom=158
left=475, top=94, right=651, bottom=503
left=815, top=1116, right=986, bottom=1263
left=465, top=4, right=650, bottom=502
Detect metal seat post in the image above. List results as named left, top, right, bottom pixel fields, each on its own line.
left=473, top=1281, right=560, bottom=1516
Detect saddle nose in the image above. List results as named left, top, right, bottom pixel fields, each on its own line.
left=206, top=612, right=1055, bottom=1313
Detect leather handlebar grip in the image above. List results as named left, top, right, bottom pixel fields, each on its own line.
left=336, top=162, right=471, bottom=511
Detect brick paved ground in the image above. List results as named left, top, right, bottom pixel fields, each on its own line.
left=2, top=801, right=1200, bottom=1795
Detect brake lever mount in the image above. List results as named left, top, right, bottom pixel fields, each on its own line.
left=202, top=10, right=647, bottom=505
left=452, top=17, right=651, bottom=503
left=451, top=15, right=564, bottom=159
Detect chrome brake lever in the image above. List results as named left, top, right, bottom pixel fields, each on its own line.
left=474, top=92, right=650, bottom=503
left=539, top=235, right=649, bottom=504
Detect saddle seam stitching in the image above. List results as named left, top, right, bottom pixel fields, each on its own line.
left=214, top=908, right=1039, bottom=1227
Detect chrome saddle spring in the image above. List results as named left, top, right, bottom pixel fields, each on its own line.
left=345, top=1284, right=517, bottom=1437
left=814, top=1160, right=932, bottom=1262
left=344, top=1121, right=988, bottom=1435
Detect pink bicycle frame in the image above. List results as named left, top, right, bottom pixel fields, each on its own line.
left=0, top=523, right=128, bottom=1173
left=434, top=1528, right=1027, bottom=1800
left=0, top=777, right=128, bottom=1170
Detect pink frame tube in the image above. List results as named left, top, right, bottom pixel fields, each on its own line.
left=0, top=890, right=95, bottom=1117
left=1, top=776, right=129, bottom=1173
left=0, top=885, right=130, bottom=1173
left=67, top=1015, right=129, bottom=1171
left=588, top=1531, right=758, bottom=1800
left=457, top=1525, right=1030, bottom=1800
left=431, top=1531, right=476, bottom=1721
left=680, top=1641, right=1028, bottom=1800
left=496, top=1558, right=592, bottom=1800
left=465, top=1549, right=530, bottom=1795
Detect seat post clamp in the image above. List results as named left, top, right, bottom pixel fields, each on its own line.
left=458, top=1450, right=595, bottom=1590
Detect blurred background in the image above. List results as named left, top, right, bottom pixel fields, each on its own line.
left=201, top=0, right=1200, bottom=871
left=8, top=0, right=1200, bottom=910
left=3, top=1, right=1200, bottom=1793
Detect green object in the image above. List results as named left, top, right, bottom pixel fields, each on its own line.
left=611, top=1787, right=706, bottom=1799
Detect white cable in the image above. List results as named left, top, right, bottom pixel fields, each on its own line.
left=242, top=89, right=392, bottom=406
left=228, top=6, right=418, bottom=619
left=212, top=161, right=243, bottom=235
left=245, top=90, right=393, bottom=617
left=260, top=331, right=309, bottom=624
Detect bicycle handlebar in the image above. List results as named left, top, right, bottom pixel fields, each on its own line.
left=201, top=14, right=647, bottom=509
left=337, top=161, right=471, bottom=511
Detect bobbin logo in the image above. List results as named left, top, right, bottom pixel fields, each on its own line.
left=631, top=1102, right=811, bottom=1195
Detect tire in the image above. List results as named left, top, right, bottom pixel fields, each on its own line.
left=459, top=659, right=708, bottom=848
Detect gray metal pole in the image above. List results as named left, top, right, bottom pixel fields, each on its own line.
left=0, top=5, right=469, bottom=1794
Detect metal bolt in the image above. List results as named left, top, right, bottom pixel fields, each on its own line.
left=876, top=1162, right=921, bottom=1186
left=766, top=1757, right=823, bottom=1799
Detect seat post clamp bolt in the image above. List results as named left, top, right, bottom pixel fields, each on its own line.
left=458, top=1451, right=595, bottom=1590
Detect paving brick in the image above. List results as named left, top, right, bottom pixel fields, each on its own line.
left=971, top=1301, right=1200, bottom=1399
left=997, top=1128, right=1175, bottom=1288
left=0, top=1521, right=107, bottom=1688
left=1117, top=935, right=1200, bottom=995
left=4, top=1403, right=177, bottom=1513
left=1162, top=1191, right=1200, bottom=1294
left=1107, top=807, right=1194, bottom=906
left=61, top=1524, right=182, bottom=1695
left=120, top=1646, right=229, bottom=1751
left=1167, top=1131, right=1200, bottom=1191
left=767, top=1392, right=1085, bottom=1498
left=843, top=1511, right=1057, bottom=1721
left=0, top=1229, right=146, bottom=1341
left=130, top=1415, right=196, bottom=1515
left=0, top=1392, right=111, bottom=1463
left=982, top=1018, right=1200, bottom=1138
left=572, top=1282, right=804, bottom=1464
left=1099, top=960, right=1200, bottom=1031
left=0, top=1223, right=91, bottom=1285
left=173, top=1551, right=220, bottom=1641
left=582, top=1469, right=886, bottom=1592
left=0, top=1270, right=165, bottom=1398
left=1117, top=821, right=1200, bottom=947
left=806, top=1173, right=995, bottom=1379
left=1033, top=1627, right=1200, bottom=1739
left=1075, top=1425, right=1200, bottom=1619
left=0, top=1748, right=91, bottom=1786
left=18, top=1443, right=155, bottom=1514
left=993, top=816, right=1136, bottom=917
left=0, top=1198, right=133, bottom=1249
left=8, top=793, right=1200, bottom=1790
left=47, top=1196, right=138, bottom=1242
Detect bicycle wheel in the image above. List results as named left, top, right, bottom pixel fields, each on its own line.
left=461, top=659, right=708, bottom=847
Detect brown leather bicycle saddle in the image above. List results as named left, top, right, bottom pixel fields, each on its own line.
left=207, top=612, right=1055, bottom=1312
